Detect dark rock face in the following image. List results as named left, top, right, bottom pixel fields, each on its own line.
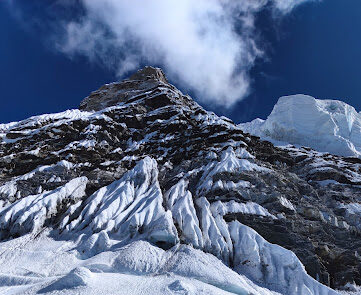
left=129, top=66, right=168, bottom=83
left=79, top=66, right=169, bottom=112
left=0, top=66, right=360, bottom=288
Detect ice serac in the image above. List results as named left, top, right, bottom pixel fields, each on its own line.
left=63, top=157, right=178, bottom=249
left=229, top=221, right=338, bottom=295
left=240, top=94, right=361, bottom=157
left=0, top=177, right=87, bottom=239
left=0, top=67, right=360, bottom=294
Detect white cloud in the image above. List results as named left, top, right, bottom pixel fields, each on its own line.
left=58, top=0, right=315, bottom=107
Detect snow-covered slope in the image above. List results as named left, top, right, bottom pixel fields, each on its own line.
left=0, top=68, right=360, bottom=294
left=240, top=94, right=361, bottom=157
left=0, top=156, right=336, bottom=295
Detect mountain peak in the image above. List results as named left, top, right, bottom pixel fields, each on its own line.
left=129, top=66, right=168, bottom=83
left=79, top=66, right=173, bottom=112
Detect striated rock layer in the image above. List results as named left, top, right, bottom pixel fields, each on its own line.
left=0, top=67, right=360, bottom=294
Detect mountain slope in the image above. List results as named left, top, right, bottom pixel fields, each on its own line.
left=240, top=94, right=361, bottom=157
left=0, top=68, right=360, bottom=294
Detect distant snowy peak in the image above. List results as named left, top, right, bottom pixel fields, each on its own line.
left=240, top=94, right=361, bottom=157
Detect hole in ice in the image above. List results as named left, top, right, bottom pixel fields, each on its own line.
left=155, top=240, right=174, bottom=251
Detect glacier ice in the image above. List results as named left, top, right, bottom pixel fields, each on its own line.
left=240, top=94, right=361, bottom=157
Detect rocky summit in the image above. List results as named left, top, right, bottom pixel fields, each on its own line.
left=0, top=67, right=360, bottom=295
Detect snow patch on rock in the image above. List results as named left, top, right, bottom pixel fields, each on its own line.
left=210, top=200, right=277, bottom=219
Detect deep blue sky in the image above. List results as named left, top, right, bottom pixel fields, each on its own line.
left=1, top=0, right=361, bottom=124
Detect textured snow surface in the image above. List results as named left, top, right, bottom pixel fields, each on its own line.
left=0, top=232, right=282, bottom=295
left=240, top=95, right=361, bottom=157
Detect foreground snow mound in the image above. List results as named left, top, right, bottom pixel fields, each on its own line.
left=0, top=234, right=281, bottom=295
left=240, top=95, right=361, bottom=157
left=39, top=267, right=93, bottom=292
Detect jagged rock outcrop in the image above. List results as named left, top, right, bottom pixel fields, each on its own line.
left=79, top=66, right=170, bottom=112
left=0, top=67, right=360, bottom=294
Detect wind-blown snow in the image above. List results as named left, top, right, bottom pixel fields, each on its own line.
left=210, top=200, right=277, bottom=219
left=240, top=95, right=361, bottom=157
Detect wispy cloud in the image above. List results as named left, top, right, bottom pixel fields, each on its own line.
left=10, top=0, right=317, bottom=107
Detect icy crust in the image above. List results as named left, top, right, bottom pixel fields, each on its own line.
left=62, top=157, right=178, bottom=248
left=0, top=177, right=87, bottom=238
left=240, top=95, right=361, bottom=157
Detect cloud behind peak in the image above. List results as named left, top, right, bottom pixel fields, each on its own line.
left=56, top=0, right=315, bottom=107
